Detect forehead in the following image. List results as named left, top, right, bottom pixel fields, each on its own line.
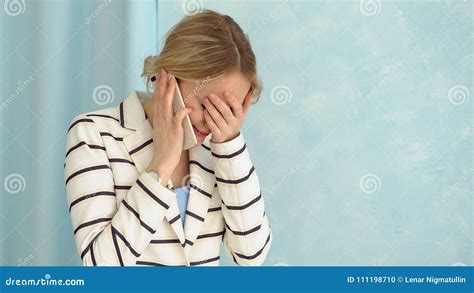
left=199, top=70, right=250, bottom=102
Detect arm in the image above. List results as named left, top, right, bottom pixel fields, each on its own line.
left=64, top=114, right=175, bottom=266
left=210, top=132, right=272, bottom=266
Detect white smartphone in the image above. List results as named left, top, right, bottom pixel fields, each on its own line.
left=168, top=74, right=198, bottom=150
left=151, top=73, right=198, bottom=151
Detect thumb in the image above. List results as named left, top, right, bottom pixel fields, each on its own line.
left=173, top=107, right=193, bottom=125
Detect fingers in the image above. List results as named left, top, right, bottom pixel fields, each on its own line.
left=154, top=68, right=175, bottom=118
left=203, top=108, right=221, bottom=137
left=173, top=107, right=193, bottom=126
left=153, top=70, right=161, bottom=100
left=154, top=69, right=165, bottom=116
left=164, top=74, right=176, bottom=113
left=208, top=93, right=234, bottom=121
left=156, top=68, right=167, bottom=101
left=223, top=91, right=243, bottom=117
left=203, top=95, right=228, bottom=128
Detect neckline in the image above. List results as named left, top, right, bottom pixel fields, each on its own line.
left=174, top=184, right=190, bottom=190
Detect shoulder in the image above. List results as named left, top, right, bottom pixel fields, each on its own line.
left=67, top=105, right=121, bottom=135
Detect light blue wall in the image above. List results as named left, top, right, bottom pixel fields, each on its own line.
left=1, top=0, right=472, bottom=266
left=0, top=0, right=158, bottom=266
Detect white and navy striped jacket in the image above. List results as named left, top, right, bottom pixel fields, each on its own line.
left=63, top=90, right=272, bottom=266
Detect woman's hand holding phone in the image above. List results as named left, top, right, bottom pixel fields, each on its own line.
left=146, top=69, right=193, bottom=184
left=203, top=89, right=253, bottom=143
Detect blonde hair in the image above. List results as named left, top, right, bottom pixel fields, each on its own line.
left=142, top=9, right=262, bottom=103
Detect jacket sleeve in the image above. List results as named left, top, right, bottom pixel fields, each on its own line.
left=64, top=114, right=176, bottom=266
left=209, top=132, right=272, bottom=266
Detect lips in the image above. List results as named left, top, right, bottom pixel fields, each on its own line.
left=192, top=125, right=210, bottom=137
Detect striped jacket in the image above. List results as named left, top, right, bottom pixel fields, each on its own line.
left=63, top=90, right=272, bottom=266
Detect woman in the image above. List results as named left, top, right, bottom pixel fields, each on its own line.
left=64, top=9, right=271, bottom=266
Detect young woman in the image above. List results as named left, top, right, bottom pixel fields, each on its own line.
left=64, top=9, right=271, bottom=266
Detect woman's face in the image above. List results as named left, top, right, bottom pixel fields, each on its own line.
left=178, top=70, right=252, bottom=144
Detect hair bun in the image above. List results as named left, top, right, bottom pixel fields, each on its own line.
left=141, top=55, right=159, bottom=77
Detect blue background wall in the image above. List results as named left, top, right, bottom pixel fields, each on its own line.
left=0, top=0, right=472, bottom=266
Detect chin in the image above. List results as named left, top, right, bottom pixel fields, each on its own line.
left=196, top=136, right=207, bottom=144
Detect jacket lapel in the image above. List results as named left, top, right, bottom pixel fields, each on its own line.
left=183, top=138, right=215, bottom=257
left=119, top=91, right=186, bottom=246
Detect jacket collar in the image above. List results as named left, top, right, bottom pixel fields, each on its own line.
left=118, top=90, right=150, bottom=131
left=118, top=91, right=215, bottom=261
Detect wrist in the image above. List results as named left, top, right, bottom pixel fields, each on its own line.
left=146, top=161, right=172, bottom=184
left=212, top=132, right=240, bottom=144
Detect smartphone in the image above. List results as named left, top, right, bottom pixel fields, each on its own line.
left=151, top=73, right=198, bottom=149
left=168, top=74, right=198, bottom=150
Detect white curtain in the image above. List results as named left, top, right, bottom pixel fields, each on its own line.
left=0, top=0, right=158, bottom=265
